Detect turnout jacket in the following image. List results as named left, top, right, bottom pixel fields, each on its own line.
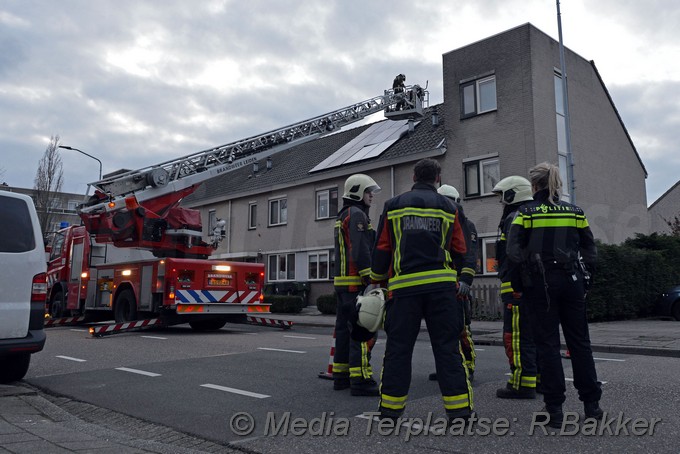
left=333, top=201, right=376, bottom=289
left=496, top=203, right=526, bottom=298
left=453, top=203, right=478, bottom=287
left=370, top=182, right=467, bottom=295
left=506, top=189, right=597, bottom=271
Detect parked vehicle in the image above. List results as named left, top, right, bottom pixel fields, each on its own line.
left=0, top=191, right=47, bottom=383
left=655, top=285, right=680, bottom=321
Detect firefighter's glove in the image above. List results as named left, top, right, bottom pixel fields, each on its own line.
left=457, top=281, right=471, bottom=298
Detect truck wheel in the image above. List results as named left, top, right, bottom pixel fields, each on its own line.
left=114, top=289, right=138, bottom=323
left=189, top=319, right=227, bottom=331
left=49, top=291, right=66, bottom=318
left=0, top=353, right=31, bottom=384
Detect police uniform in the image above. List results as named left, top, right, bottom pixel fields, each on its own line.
left=333, top=201, right=377, bottom=393
left=371, top=182, right=472, bottom=420
left=506, top=188, right=601, bottom=412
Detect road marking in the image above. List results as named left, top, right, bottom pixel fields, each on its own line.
left=56, top=355, right=86, bottom=362
left=69, top=329, right=88, bottom=332
left=594, top=357, right=626, bottom=362
left=115, top=367, right=161, bottom=377
left=475, top=348, right=486, bottom=351
left=283, top=335, right=316, bottom=340
left=141, top=335, right=168, bottom=340
left=258, top=347, right=306, bottom=354
left=201, top=384, right=270, bottom=399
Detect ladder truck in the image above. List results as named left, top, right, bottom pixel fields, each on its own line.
left=46, top=82, right=428, bottom=333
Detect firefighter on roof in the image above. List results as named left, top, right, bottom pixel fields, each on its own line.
left=492, top=175, right=538, bottom=399
left=332, top=173, right=381, bottom=396
left=371, top=159, right=473, bottom=422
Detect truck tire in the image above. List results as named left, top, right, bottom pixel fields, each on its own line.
left=114, top=289, right=138, bottom=323
left=189, top=319, right=227, bottom=331
left=49, top=291, right=66, bottom=318
left=0, top=353, right=31, bottom=383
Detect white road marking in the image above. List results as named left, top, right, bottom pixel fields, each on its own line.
left=201, top=384, right=270, bottom=399
left=258, top=347, right=306, bottom=354
left=56, top=355, right=86, bottom=362
left=141, top=335, right=168, bottom=340
left=475, top=348, right=486, bottom=351
left=115, top=367, right=161, bottom=377
left=69, top=329, right=88, bottom=332
left=593, top=357, right=626, bottom=362
left=283, top=335, right=316, bottom=340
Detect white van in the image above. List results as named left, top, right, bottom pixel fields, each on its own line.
left=0, top=191, right=47, bottom=383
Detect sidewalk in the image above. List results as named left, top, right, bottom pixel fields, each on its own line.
left=286, top=305, right=680, bottom=358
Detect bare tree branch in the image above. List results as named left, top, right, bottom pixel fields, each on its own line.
left=33, top=135, right=64, bottom=233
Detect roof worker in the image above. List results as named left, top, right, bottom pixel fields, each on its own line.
left=428, top=184, right=478, bottom=383
left=370, top=158, right=473, bottom=424
left=492, top=176, right=538, bottom=399
left=332, top=173, right=381, bottom=396
left=506, top=162, right=602, bottom=428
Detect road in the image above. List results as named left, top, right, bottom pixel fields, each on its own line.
left=25, top=322, right=680, bottom=453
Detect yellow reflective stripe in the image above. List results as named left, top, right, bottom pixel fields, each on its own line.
left=500, top=281, right=513, bottom=294
left=510, top=304, right=521, bottom=388
left=370, top=271, right=389, bottom=281
left=358, top=268, right=371, bottom=277
left=380, top=394, right=407, bottom=410
left=387, top=207, right=456, bottom=223
left=332, top=363, right=348, bottom=373
left=442, top=393, right=470, bottom=410
left=334, top=276, right=362, bottom=286
left=361, top=340, right=371, bottom=379
left=336, top=220, right=347, bottom=278
left=500, top=232, right=506, bottom=240
left=349, top=367, right=362, bottom=379
left=521, top=376, right=537, bottom=388
left=518, top=212, right=590, bottom=229
left=389, top=269, right=457, bottom=291
left=461, top=267, right=476, bottom=276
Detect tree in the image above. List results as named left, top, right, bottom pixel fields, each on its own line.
left=664, top=214, right=680, bottom=237
left=34, top=135, right=64, bottom=234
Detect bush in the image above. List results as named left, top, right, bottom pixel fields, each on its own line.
left=265, top=295, right=304, bottom=314
left=587, top=234, right=680, bottom=321
left=316, top=294, right=337, bottom=315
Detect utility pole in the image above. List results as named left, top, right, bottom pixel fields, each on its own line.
left=557, top=0, right=576, bottom=203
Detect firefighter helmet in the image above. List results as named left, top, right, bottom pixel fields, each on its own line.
left=438, top=184, right=460, bottom=203
left=343, top=174, right=381, bottom=202
left=492, top=176, right=533, bottom=205
left=356, top=288, right=387, bottom=333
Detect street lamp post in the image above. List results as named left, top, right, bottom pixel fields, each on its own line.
left=58, top=145, right=103, bottom=181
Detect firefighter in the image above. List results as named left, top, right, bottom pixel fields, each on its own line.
left=333, top=173, right=381, bottom=396
left=492, top=176, right=538, bottom=399
left=506, top=162, right=603, bottom=428
left=428, top=184, right=478, bottom=383
left=392, top=74, right=406, bottom=111
left=371, top=158, right=472, bottom=422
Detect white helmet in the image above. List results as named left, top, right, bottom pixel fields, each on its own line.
left=438, top=184, right=460, bottom=203
left=343, top=174, right=381, bottom=202
left=356, top=288, right=387, bottom=333
left=492, top=176, right=533, bottom=205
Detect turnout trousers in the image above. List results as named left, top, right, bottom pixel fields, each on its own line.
left=524, top=269, right=602, bottom=407
left=501, top=291, right=537, bottom=390
left=460, top=294, right=476, bottom=372
left=333, top=289, right=374, bottom=381
left=379, top=287, right=472, bottom=418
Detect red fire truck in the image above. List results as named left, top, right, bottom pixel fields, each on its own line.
left=45, top=82, right=427, bottom=331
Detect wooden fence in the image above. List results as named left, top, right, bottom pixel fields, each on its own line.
left=469, top=284, right=502, bottom=320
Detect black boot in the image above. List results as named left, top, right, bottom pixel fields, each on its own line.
left=351, top=378, right=379, bottom=396
left=535, top=405, right=563, bottom=429
left=584, top=401, right=604, bottom=420
left=496, top=383, right=536, bottom=399
left=333, top=377, right=350, bottom=390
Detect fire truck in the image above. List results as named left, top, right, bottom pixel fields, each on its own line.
left=46, top=81, right=428, bottom=331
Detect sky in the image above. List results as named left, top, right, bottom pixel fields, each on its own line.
left=1, top=0, right=679, bottom=205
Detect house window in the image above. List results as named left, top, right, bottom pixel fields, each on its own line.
left=460, top=75, right=497, bottom=119
left=208, top=210, right=217, bottom=232
left=476, top=237, right=498, bottom=275
left=268, top=253, right=295, bottom=281
left=464, top=158, right=500, bottom=197
left=308, top=250, right=330, bottom=280
left=268, top=198, right=287, bottom=226
left=67, top=200, right=79, bottom=212
left=316, top=188, right=338, bottom=220
left=248, top=203, right=257, bottom=229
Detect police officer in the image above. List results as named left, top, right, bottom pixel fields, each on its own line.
left=506, top=162, right=603, bottom=428
left=333, top=174, right=381, bottom=396
left=371, top=159, right=472, bottom=422
left=492, top=176, right=538, bottom=399
left=428, top=184, right=478, bottom=383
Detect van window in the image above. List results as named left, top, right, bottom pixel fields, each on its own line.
left=0, top=197, right=36, bottom=252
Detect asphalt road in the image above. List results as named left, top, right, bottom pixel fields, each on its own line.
left=26, top=323, right=680, bottom=453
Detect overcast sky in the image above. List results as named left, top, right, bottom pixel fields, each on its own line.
left=1, top=0, right=678, bottom=205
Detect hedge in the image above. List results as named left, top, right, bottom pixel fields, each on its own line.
left=265, top=295, right=304, bottom=314
left=587, top=233, right=680, bottom=321
left=316, top=294, right=337, bottom=315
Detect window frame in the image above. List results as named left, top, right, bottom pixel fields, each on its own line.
left=268, top=197, right=287, bottom=227
left=308, top=250, right=331, bottom=280
left=316, top=187, right=338, bottom=220
left=248, top=202, right=257, bottom=230
left=208, top=209, right=217, bottom=233
left=476, top=236, right=498, bottom=276
left=268, top=253, right=296, bottom=282
left=464, top=157, right=500, bottom=198
left=460, top=75, right=497, bottom=119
